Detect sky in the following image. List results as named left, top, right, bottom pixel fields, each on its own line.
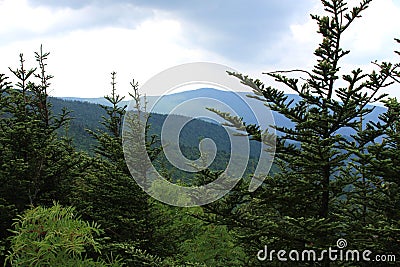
left=0, top=0, right=400, bottom=99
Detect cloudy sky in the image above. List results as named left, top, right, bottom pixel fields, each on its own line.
left=0, top=0, right=399, bottom=99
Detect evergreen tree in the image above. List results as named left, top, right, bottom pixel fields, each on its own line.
left=0, top=47, right=84, bottom=264
left=344, top=41, right=400, bottom=262
left=201, top=0, right=396, bottom=266
left=351, top=97, right=400, bottom=262
left=73, top=72, right=162, bottom=266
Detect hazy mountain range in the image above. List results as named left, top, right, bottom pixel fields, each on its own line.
left=60, top=87, right=387, bottom=137
left=49, top=88, right=388, bottom=181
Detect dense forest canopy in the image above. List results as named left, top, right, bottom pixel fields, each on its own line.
left=1, top=0, right=400, bottom=266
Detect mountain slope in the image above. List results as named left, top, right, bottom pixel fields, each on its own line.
left=50, top=97, right=263, bottom=183
left=50, top=97, right=250, bottom=155
left=62, top=88, right=387, bottom=138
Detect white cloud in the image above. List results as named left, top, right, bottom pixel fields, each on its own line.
left=1, top=0, right=400, bottom=100
left=253, top=0, right=400, bottom=100
left=0, top=0, right=230, bottom=97
left=342, top=0, right=400, bottom=61
left=0, top=0, right=154, bottom=38
left=339, top=0, right=400, bottom=101
left=0, top=0, right=73, bottom=35
left=1, top=21, right=229, bottom=98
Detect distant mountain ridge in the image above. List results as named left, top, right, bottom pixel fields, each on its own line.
left=50, top=89, right=388, bottom=181
left=49, top=96, right=263, bottom=181
left=49, top=95, right=261, bottom=156
left=60, top=97, right=119, bottom=107
left=59, top=88, right=388, bottom=138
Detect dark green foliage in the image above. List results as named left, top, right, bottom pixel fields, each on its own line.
left=50, top=97, right=106, bottom=152
left=342, top=56, right=400, bottom=260
left=201, top=0, right=399, bottom=266
left=72, top=72, right=166, bottom=266
left=0, top=47, right=85, bottom=265
left=2, top=1, right=400, bottom=266
left=0, top=47, right=75, bottom=209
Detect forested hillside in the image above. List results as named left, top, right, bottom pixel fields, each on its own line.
left=49, top=96, right=236, bottom=154
left=49, top=97, right=262, bottom=183
left=1, top=1, right=400, bottom=266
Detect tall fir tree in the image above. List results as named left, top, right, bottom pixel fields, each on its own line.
left=73, top=72, right=163, bottom=266
left=200, top=0, right=397, bottom=266
left=0, top=47, right=84, bottom=264
left=344, top=40, right=400, bottom=263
